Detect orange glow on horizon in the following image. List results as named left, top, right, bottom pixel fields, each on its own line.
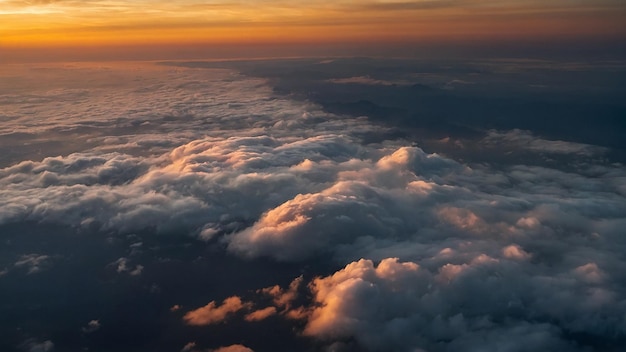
left=1, top=0, right=625, bottom=59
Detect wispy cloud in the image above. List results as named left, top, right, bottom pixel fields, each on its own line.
left=184, top=296, right=252, bottom=326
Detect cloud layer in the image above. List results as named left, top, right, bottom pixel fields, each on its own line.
left=2, top=61, right=625, bottom=351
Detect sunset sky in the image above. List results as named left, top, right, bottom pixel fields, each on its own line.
left=2, top=2, right=626, bottom=352
left=1, top=0, right=625, bottom=61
